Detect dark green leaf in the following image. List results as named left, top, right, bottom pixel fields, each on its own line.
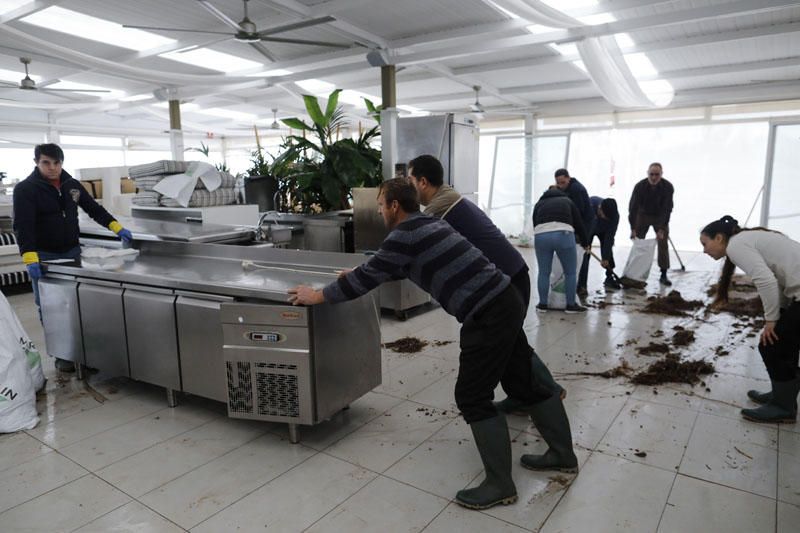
left=303, top=94, right=326, bottom=127
left=324, top=89, right=342, bottom=122
left=282, top=117, right=311, bottom=131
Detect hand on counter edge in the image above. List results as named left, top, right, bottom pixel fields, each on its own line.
left=288, top=285, right=325, bottom=306
left=117, top=228, right=133, bottom=244
left=26, top=262, right=42, bottom=280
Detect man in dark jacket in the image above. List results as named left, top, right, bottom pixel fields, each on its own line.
left=554, top=168, right=594, bottom=232
left=408, top=155, right=577, bottom=477
left=628, top=162, right=674, bottom=286
left=13, top=143, right=132, bottom=372
left=577, top=197, right=621, bottom=295
left=289, top=178, right=572, bottom=511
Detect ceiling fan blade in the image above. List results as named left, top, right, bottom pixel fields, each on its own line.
left=257, top=16, right=335, bottom=37
left=122, top=24, right=232, bottom=35
left=0, top=81, right=18, bottom=87
left=197, top=0, right=244, bottom=32
left=249, top=42, right=277, bottom=62
left=258, top=36, right=350, bottom=48
left=41, top=88, right=111, bottom=93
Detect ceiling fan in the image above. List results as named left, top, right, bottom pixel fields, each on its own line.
left=0, top=57, right=110, bottom=95
left=269, top=108, right=282, bottom=129
left=123, top=0, right=352, bottom=61
left=438, top=86, right=538, bottom=118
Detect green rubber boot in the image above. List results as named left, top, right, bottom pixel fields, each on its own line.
left=455, top=414, right=518, bottom=510
left=741, top=378, right=799, bottom=424
left=494, top=351, right=563, bottom=414
left=746, top=389, right=772, bottom=405
left=521, top=394, right=579, bottom=473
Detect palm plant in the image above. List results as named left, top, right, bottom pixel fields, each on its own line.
left=280, top=89, right=382, bottom=212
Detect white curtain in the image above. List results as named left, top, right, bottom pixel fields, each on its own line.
left=492, top=0, right=663, bottom=108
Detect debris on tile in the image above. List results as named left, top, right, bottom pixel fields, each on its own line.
left=634, top=451, right=647, bottom=458
left=630, top=354, right=714, bottom=386
left=383, top=336, right=428, bottom=353
left=671, top=329, right=696, bottom=347
left=636, top=342, right=671, bottom=356
left=641, top=290, right=704, bottom=316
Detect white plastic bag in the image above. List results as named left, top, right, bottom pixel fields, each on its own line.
left=0, top=292, right=45, bottom=392
left=0, top=292, right=39, bottom=433
left=622, top=238, right=657, bottom=282
left=548, top=244, right=584, bottom=310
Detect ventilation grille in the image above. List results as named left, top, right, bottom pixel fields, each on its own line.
left=255, top=362, right=300, bottom=418
left=226, top=361, right=253, bottom=414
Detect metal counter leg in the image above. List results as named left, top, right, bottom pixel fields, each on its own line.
left=75, top=363, right=84, bottom=381
left=166, top=388, right=177, bottom=408
left=288, top=423, right=300, bottom=444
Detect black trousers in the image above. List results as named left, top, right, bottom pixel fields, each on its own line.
left=456, top=277, right=556, bottom=424
left=758, top=301, right=800, bottom=382
left=577, top=232, right=616, bottom=290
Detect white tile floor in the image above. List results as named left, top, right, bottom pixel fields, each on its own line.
left=1, top=246, right=798, bottom=532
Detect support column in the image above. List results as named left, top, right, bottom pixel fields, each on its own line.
left=169, top=99, right=184, bottom=161
left=523, top=113, right=535, bottom=223
left=381, top=64, right=398, bottom=181
left=46, top=113, right=60, bottom=144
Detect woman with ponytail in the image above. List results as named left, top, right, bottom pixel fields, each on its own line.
left=700, top=215, right=800, bottom=423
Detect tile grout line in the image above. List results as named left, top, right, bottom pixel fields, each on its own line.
left=654, top=407, right=701, bottom=532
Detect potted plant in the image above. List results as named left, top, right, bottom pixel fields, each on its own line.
left=279, top=89, right=382, bottom=213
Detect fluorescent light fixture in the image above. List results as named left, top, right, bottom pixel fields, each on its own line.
left=250, top=68, right=294, bottom=77
left=624, top=53, right=658, bottom=78
left=0, top=0, right=28, bottom=16
left=295, top=78, right=335, bottom=95
left=578, top=13, right=615, bottom=25
left=615, top=33, right=635, bottom=49
left=190, top=107, right=258, bottom=122
left=541, top=0, right=597, bottom=8
left=121, top=93, right=152, bottom=102
left=526, top=24, right=554, bottom=34
left=21, top=7, right=174, bottom=51
left=572, top=60, right=588, bottom=73
left=0, top=67, right=40, bottom=83
left=60, top=135, right=122, bottom=147
left=0, top=139, right=11, bottom=144
left=160, top=48, right=262, bottom=73
left=549, top=42, right=579, bottom=56
left=398, top=104, right=428, bottom=116
left=47, top=80, right=124, bottom=98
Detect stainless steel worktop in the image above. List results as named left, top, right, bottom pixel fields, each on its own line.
left=79, top=214, right=254, bottom=243
left=44, top=241, right=357, bottom=302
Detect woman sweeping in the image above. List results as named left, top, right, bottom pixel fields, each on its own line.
left=701, top=215, right=800, bottom=423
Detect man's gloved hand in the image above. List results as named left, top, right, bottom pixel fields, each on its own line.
left=117, top=228, right=133, bottom=244
left=26, top=262, right=42, bottom=281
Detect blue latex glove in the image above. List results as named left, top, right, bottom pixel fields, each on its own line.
left=118, top=228, right=133, bottom=244
left=26, top=262, right=42, bottom=280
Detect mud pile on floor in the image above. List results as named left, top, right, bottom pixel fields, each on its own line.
left=383, top=337, right=428, bottom=353
left=713, top=297, right=763, bottom=318
left=630, top=353, right=714, bottom=385
left=641, top=290, right=704, bottom=316
left=706, top=274, right=758, bottom=297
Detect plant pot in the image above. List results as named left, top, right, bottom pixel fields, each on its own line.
left=244, top=175, right=278, bottom=212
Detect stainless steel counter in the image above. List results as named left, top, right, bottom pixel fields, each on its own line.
left=79, top=214, right=254, bottom=244
left=40, top=241, right=381, bottom=443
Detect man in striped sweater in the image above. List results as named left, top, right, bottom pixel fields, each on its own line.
left=289, top=178, right=542, bottom=510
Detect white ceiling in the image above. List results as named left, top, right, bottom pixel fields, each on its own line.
left=0, top=0, right=798, bottom=138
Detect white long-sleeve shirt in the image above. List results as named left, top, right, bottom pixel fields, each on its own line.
left=726, top=230, right=800, bottom=321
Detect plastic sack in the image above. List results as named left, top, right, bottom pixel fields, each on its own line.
left=548, top=244, right=584, bottom=310
left=0, top=292, right=39, bottom=433
left=622, top=238, right=657, bottom=282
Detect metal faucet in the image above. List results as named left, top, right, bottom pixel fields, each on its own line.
left=257, top=210, right=282, bottom=241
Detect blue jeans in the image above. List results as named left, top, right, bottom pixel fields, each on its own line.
left=32, top=246, right=82, bottom=320
left=534, top=231, right=577, bottom=306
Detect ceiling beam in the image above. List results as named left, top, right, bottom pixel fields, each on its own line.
left=417, top=61, right=532, bottom=107
left=0, top=0, right=60, bottom=25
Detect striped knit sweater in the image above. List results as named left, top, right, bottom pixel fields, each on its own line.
left=323, top=213, right=510, bottom=322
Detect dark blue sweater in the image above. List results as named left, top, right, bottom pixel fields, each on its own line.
left=323, top=213, right=509, bottom=322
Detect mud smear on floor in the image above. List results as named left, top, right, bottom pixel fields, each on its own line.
left=713, top=297, right=763, bottom=318
left=557, top=359, right=634, bottom=379
left=641, top=291, right=704, bottom=316
left=636, top=342, right=671, bottom=356
left=591, top=300, right=627, bottom=309
left=383, top=336, right=428, bottom=353
left=671, top=329, right=696, bottom=347
left=630, top=354, right=714, bottom=386
left=432, top=340, right=454, bottom=347
left=706, top=275, right=758, bottom=297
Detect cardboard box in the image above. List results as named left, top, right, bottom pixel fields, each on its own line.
left=120, top=178, right=136, bottom=194
left=80, top=180, right=103, bottom=199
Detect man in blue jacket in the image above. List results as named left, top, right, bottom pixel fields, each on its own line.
left=577, top=196, right=621, bottom=296
left=13, top=143, right=132, bottom=372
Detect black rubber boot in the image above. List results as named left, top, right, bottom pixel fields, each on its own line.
left=659, top=270, right=672, bottom=286
left=455, top=414, right=518, bottom=510
left=521, top=394, right=579, bottom=473
left=741, top=378, right=799, bottom=423
left=746, top=388, right=772, bottom=405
